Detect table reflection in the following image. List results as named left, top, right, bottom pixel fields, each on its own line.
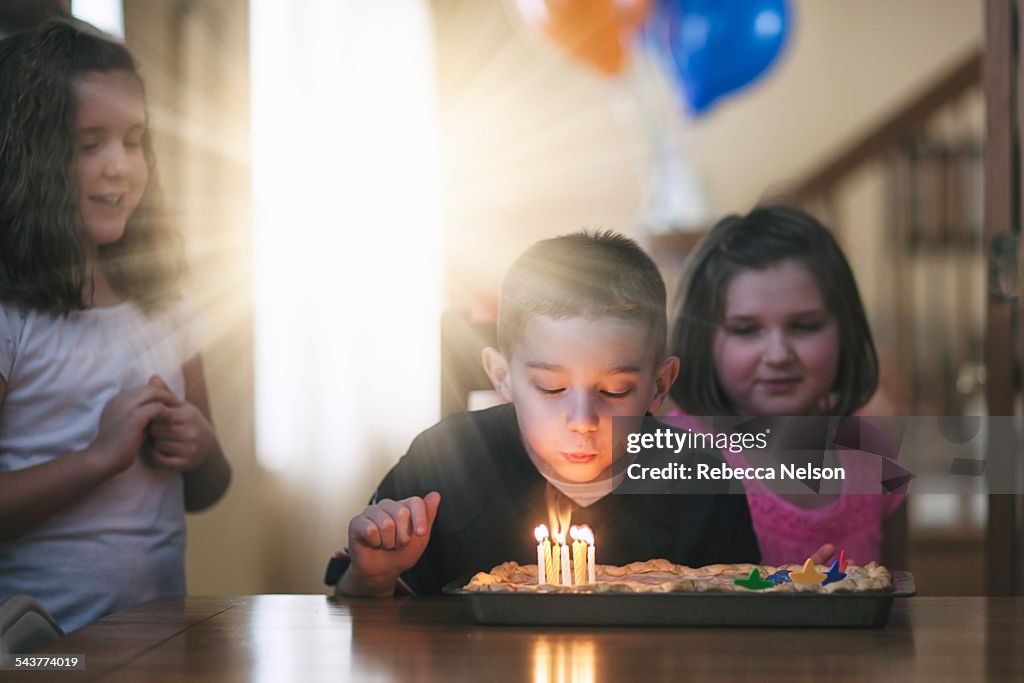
left=532, top=636, right=596, bottom=683
left=18, top=596, right=1024, bottom=681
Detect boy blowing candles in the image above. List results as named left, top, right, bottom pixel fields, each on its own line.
left=331, top=231, right=760, bottom=596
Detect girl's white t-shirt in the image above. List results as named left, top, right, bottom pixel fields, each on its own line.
left=0, top=297, right=205, bottom=632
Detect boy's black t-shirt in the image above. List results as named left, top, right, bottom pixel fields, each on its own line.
left=374, top=404, right=761, bottom=595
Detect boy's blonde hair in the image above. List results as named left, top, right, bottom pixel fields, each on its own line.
left=497, top=230, right=667, bottom=361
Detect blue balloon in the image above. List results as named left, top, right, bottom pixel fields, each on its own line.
left=648, top=0, right=791, bottom=116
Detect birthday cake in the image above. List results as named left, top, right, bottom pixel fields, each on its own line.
left=463, top=558, right=892, bottom=594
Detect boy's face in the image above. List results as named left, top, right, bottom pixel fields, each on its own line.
left=484, top=315, right=678, bottom=483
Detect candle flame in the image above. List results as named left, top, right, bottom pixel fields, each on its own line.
left=553, top=531, right=566, bottom=545
left=545, top=485, right=573, bottom=538
left=578, top=525, right=594, bottom=546
left=534, top=524, right=549, bottom=542
left=569, top=525, right=580, bottom=542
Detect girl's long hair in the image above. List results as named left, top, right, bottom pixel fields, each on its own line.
left=0, top=18, right=185, bottom=314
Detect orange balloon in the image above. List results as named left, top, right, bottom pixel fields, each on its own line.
left=518, top=0, right=650, bottom=75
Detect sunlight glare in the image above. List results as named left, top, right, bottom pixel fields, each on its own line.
left=70, top=0, right=124, bottom=37
left=251, top=1, right=442, bottom=475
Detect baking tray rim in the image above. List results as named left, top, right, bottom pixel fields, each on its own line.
left=442, top=569, right=917, bottom=598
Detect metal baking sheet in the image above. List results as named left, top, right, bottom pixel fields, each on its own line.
left=442, top=571, right=915, bottom=628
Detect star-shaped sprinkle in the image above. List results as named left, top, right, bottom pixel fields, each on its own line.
left=789, top=558, right=827, bottom=585
left=767, top=569, right=791, bottom=585
left=821, top=560, right=847, bottom=586
left=733, top=568, right=774, bottom=590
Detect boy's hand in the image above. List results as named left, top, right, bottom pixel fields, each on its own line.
left=89, top=384, right=179, bottom=476
left=342, top=492, right=441, bottom=596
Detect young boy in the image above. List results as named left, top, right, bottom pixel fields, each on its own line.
left=332, top=231, right=760, bottom=597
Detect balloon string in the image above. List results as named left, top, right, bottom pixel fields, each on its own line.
left=615, top=44, right=707, bottom=232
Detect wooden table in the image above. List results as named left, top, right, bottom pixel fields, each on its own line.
left=9, top=595, right=1024, bottom=681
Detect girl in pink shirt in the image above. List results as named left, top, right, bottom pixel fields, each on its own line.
left=667, top=205, right=906, bottom=568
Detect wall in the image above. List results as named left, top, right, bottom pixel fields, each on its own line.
left=434, top=0, right=983, bottom=308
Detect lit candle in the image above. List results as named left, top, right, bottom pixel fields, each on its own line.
left=534, top=524, right=549, bottom=585
left=545, top=535, right=559, bottom=584
left=579, top=525, right=596, bottom=584
left=554, top=532, right=572, bottom=586
left=570, top=525, right=587, bottom=585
